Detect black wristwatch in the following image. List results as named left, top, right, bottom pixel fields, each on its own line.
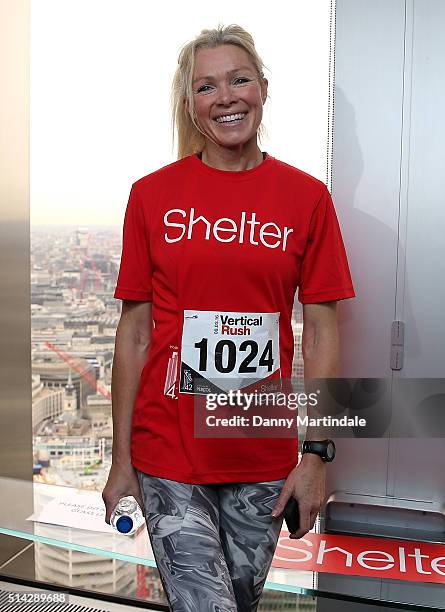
left=302, top=439, right=336, bottom=462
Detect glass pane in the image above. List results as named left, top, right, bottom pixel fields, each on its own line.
left=1, top=478, right=442, bottom=609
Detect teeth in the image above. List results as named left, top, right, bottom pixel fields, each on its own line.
left=216, top=113, right=246, bottom=123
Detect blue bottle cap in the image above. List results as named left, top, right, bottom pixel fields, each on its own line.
left=116, top=515, right=134, bottom=533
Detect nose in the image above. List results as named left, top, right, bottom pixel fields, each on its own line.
left=217, top=81, right=238, bottom=106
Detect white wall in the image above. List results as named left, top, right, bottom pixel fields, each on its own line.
left=330, top=0, right=445, bottom=534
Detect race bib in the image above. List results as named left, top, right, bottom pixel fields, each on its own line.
left=179, top=310, right=280, bottom=395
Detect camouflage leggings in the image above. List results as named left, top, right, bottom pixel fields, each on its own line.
left=136, top=470, right=286, bottom=612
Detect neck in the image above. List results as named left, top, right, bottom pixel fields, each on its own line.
left=200, top=139, right=264, bottom=171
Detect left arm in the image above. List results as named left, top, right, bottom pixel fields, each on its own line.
left=271, top=301, right=339, bottom=538
left=302, top=300, right=339, bottom=439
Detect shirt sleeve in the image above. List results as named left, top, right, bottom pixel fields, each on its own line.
left=298, top=186, right=355, bottom=304
left=113, top=183, right=153, bottom=301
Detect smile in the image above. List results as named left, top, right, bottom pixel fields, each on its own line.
left=215, top=112, right=247, bottom=123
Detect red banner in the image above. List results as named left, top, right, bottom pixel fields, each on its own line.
left=272, top=530, right=445, bottom=584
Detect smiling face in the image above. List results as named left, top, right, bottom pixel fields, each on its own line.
left=190, top=44, right=268, bottom=152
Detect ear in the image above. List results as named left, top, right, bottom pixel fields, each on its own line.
left=261, top=77, right=269, bottom=104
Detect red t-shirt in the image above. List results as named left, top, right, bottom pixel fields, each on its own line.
left=114, top=152, right=355, bottom=483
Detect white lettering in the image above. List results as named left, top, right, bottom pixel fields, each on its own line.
left=316, top=540, right=353, bottom=567
left=239, top=211, right=246, bottom=243
left=399, top=546, right=406, bottom=572
left=216, top=393, right=228, bottom=406
left=246, top=212, right=260, bottom=245
left=283, top=226, right=294, bottom=250
left=213, top=218, right=237, bottom=242
left=163, top=208, right=293, bottom=251
left=164, top=208, right=186, bottom=243
left=259, top=222, right=282, bottom=248
left=357, top=550, right=395, bottom=571
left=407, top=548, right=432, bottom=574
left=431, top=556, right=445, bottom=576
left=188, top=207, right=211, bottom=240
left=275, top=537, right=313, bottom=563
left=252, top=416, right=294, bottom=428
left=274, top=537, right=445, bottom=578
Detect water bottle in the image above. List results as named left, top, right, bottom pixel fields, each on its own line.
left=110, top=496, right=143, bottom=535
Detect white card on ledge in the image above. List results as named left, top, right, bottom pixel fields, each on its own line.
left=26, top=491, right=143, bottom=534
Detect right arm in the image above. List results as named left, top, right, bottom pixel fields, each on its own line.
left=102, top=299, right=152, bottom=523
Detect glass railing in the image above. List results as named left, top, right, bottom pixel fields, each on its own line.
left=0, top=477, right=443, bottom=610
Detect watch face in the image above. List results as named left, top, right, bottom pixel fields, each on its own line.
left=326, top=441, right=335, bottom=460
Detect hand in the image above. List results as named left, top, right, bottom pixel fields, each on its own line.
left=271, top=453, right=326, bottom=539
left=102, top=460, right=145, bottom=524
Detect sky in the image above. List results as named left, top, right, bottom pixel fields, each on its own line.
left=30, top=0, right=333, bottom=226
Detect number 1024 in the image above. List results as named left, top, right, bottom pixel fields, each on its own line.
left=194, top=338, right=274, bottom=374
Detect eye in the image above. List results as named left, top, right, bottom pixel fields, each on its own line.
left=195, top=77, right=251, bottom=94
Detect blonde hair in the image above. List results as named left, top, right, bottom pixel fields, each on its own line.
left=171, top=24, right=269, bottom=159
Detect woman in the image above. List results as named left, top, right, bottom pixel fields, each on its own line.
left=103, top=24, right=355, bottom=611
